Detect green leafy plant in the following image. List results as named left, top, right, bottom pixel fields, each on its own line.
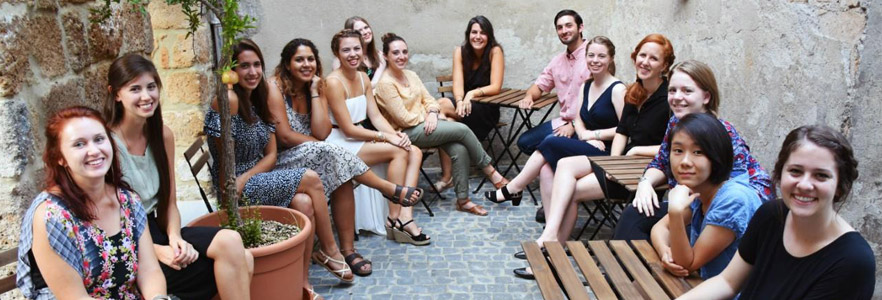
left=93, top=0, right=277, bottom=245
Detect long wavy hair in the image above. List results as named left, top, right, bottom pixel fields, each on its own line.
left=104, top=53, right=170, bottom=209
left=461, top=16, right=502, bottom=84
left=273, top=38, right=323, bottom=112
left=44, top=106, right=130, bottom=221
left=232, top=39, right=272, bottom=124
left=625, top=34, right=675, bottom=107
left=344, top=16, right=380, bottom=71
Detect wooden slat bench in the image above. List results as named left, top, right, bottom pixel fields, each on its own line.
left=0, top=247, right=18, bottom=294
left=522, top=240, right=702, bottom=299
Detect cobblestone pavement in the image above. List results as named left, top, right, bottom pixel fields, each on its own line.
left=309, top=170, right=613, bottom=299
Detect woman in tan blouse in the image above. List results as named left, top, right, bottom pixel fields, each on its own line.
left=375, top=33, right=506, bottom=217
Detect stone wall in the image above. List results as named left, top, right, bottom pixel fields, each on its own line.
left=250, top=0, right=882, bottom=294
left=0, top=0, right=153, bottom=298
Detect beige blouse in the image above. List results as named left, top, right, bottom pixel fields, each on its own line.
left=375, top=69, right=440, bottom=131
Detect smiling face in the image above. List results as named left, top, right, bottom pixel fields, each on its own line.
left=667, top=70, right=710, bottom=118
left=116, top=73, right=160, bottom=120
left=634, top=42, right=667, bottom=81
left=58, top=117, right=114, bottom=184
left=555, top=15, right=582, bottom=45
left=468, top=23, right=488, bottom=52
left=779, top=142, right=838, bottom=218
left=235, top=50, right=263, bottom=91
left=385, top=40, right=409, bottom=71
left=336, top=37, right=363, bottom=71
left=352, top=20, right=373, bottom=44
left=670, top=131, right=712, bottom=190
left=586, top=43, right=611, bottom=76
left=288, top=45, right=317, bottom=83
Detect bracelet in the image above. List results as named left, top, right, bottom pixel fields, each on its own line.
left=477, top=89, right=484, bottom=97
left=594, top=131, right=601, bottom=140
left=311, top=95, right=320, bottom=99
left=639, top=176, right=650, bottom=183
left=372, top=131, right=385, bottom=143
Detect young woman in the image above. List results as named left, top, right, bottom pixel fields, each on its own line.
left=679, top=125, right=875, bottom=299
left=613, top=60, right=773, bottom=240
left=17, top=106, right=167, bottom=299
left=486, top=36, right=624, bottom=207
left=104, top=54, right=252, bottom=299
left=323, top=29, right=425, bottom=268
left=267, top=38, right=425, bottom=249
left=513, top=34, right=675, bottom=279
left=433, top=15, right=504, bottom=190
left=649, top=113, right=761, bottom=279
left=332, top=16, right=386, bottom=87
left=205, top=39, right=353, bottom=292
left=375, top=32, right=509, bottom=218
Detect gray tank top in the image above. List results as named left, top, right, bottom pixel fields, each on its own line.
left=112, top=133, right=160, bottom=213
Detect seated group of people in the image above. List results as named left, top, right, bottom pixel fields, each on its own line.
left=14, top=8, right=875, bottom=300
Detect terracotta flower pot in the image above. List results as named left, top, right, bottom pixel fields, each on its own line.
left=188, top=205, right=313, bottom=300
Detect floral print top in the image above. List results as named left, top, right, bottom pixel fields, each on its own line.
left=17, top=189, right=148, bottom=299
left=647, top=116, right=774, bottom=202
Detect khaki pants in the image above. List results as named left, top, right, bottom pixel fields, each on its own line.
left=403, top=120, right=492, bottom=199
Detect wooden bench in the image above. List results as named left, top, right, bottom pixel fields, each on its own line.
left=522, top=240, right=702, bottom=299
left=0, top=247, right=18, bottom=294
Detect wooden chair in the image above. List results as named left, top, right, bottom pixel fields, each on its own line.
left=183, top=136, right=214, bottom=213
left=0, top=247, right=17, bottom=295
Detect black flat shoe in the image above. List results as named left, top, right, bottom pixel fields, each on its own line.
left=535, top=206, right=545, bottom=223
left=513, top=267, right=535, bottom=279
left=484, top=186, right=523, bottom=206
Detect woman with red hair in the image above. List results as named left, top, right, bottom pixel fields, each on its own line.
left=17, top=106, right=167, bottom=299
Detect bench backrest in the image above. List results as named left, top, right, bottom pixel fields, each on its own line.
left=0, top=247, right=17, bottom=294
left=436, top=74, right=453, bottom=98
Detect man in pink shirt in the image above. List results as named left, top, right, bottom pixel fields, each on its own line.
left=516, top=9, right=592, bottom=155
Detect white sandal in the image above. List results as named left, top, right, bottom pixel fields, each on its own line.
left=433, top=179, right=453, bottom=192
left=312, top=249, right=353, bottom=282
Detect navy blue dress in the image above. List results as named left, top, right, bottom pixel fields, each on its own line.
left=538, top=80, right=622, bottom=170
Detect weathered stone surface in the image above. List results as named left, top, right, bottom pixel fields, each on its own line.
left=171, top=32, right=196, bottom=68
left=29, top=15, right=67, bottom=78
left=193, top=26, right=212, bottom=65
left=163, top=108, right=204, bottom=141
left=88, top=8, right=123, bottom=63
left=119, top=2, right=153, bottom=55
left=164, top=71, right=206, bottom=105
left=61, top=11, right=88, bottom=72
left=147, top=0, right=190, bottom=30
left=38, top=79, right=88, bottom=119
left=0, top=100, right=33, bottom=178
left=33, top=0, right=58, bottom=10
left=0, top=17, right=31, bottom=97
left=83, top=61, right=111, bottom=105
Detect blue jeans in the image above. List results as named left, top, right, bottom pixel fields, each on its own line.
left=516, top=120, right=554, bottom=155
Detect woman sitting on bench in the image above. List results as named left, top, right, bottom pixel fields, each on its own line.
left=17, top=106, right=167, bottom=299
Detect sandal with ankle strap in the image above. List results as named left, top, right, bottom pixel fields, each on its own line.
left=311, top=249, right=353, bottom=283
left=383, top=185, right=423, bottom=207
left=433, top=178, right=453, bottom=192
left=304, top=287, right=323, bottom=300
left=342, top=249, right=372, bottom=277
left=385, top=217, right=397, bottom=240
left=455, top=198, right=488, bottom=216
left=485, top=185, right=523, bottom=206
left=393, top=219, right=431, bottom=246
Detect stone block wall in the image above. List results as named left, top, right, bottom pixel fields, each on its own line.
left=0, top=0, right=153, bottom=298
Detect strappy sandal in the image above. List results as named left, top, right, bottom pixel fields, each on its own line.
left=484, top=185, right=523, bottom=206
left=385, top=217, right=398, bottom=240
left=342, top=249, right=372, bottom=277
left=304, top=287, right=323, bottom=300
left=433, top=178, right=453, bottom=192
left=455, top=198, right=488, bottom=216
left=383, top=185, right=423, bottom=207
left=311, top=249, right=354, bottom=283
left=393, top=219, right=431, bottom=246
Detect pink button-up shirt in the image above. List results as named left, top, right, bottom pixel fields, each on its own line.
left=533, top=40, right=592, bottom=122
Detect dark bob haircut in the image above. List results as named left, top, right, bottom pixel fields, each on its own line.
left=668, top=113, right=733, bottom=185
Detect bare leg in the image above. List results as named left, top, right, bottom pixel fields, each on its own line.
left=538, top=163, right=554, bottom=205
left=495, top=151, right=547, bottom=198
left=329, top=181, right=371, bottom=275
left=291, top=171, right=352, bottom=281
left=438, top=150, right=453, bottom=184
left=536, top=156, right=598, bottom=246
left=357, top=143, right=422, bottom=203
left=438, top=97, right=459, bottom=121
left=395, top=146, right=427, bottom=238
left=206, top=229, right=252, bottom=300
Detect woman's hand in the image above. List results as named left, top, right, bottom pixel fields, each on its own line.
left=235, top=175, right=249, bottom=195
left=456, top=98, right=472, bottom=117
left=156, top=237, right=199, bottom=270
left=309, top=75, right=323, bottom=96
left=385, top=132, right=411, bottom=150
left=553, top=122, right=575, bottom=137
left=424, top=112, right=439, bottom=135
left=660, top=249, right=690, bottom=277
left=668, top=185, right=698, bottom=213
left=633, top=180, right=660, bottom=216
left=586, top=140, right=606, bottom=151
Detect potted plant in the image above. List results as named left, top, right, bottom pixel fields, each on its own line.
left=93, top=1, right=311, bottom=299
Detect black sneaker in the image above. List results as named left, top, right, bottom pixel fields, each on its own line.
left=535, top=206, right=545, bottom=223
